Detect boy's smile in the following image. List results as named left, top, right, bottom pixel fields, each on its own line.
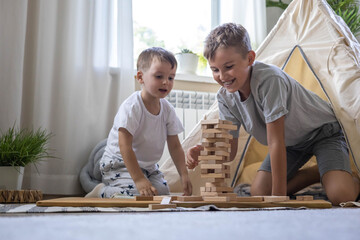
left=209, top=47, right=255, bottom=100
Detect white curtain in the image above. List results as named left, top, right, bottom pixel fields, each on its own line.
left=0, top=0, right=134, bottom=195
left=220, top=0, right=267, bottom=49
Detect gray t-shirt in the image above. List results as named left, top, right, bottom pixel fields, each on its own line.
left=217, top=61, right=337, bottom=146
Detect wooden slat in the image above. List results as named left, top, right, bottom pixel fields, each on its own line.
left=36, top=197, right=332, bottom=209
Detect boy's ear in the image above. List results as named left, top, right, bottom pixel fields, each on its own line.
left=136, top=71, right=144, bottom=84
left=248, top=50, right=256, bottom=65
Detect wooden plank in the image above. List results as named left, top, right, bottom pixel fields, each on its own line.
left=149, top=204, right=177, bottom=210
left=176, top=196, right=203, bottom=202
left=235, top=196, right=264, bottom=202
left=202, top=196, right=230, bottom=202
left=36, top=197, right=332, bottom=209
left=262, top=196, right=290, bottom=202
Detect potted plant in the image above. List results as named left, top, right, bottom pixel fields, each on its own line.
left=175, top=49, right=199, bottom=74
left=0, top=125, right=54, bottom=190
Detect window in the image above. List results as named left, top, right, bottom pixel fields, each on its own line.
left=110, top=0, right=266, bottom=76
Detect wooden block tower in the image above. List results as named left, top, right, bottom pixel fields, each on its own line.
left=199, top=119, right=238, bottom=202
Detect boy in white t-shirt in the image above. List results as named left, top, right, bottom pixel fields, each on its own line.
left=86, top=47, right=192, bottom=198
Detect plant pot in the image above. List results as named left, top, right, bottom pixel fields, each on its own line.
left=0, top=166, right=24, bottom=190
left=175, top=53, right=199, bottom=74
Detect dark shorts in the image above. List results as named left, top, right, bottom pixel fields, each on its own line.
left=259, top=122, right=351, bottom=180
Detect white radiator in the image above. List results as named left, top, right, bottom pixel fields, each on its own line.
left=165, top=90, right=216, bottom=141
left=159, top=90, right=216, bottom=165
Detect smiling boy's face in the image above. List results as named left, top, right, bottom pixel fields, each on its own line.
left=209, top=46, right=254, bottom=94
left=137, top=58, right=176, bottom=101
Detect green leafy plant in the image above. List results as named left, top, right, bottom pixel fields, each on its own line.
left=266, top=0, right=289, bottom=9
left=0, top=126, right=55, bottom=167
left=327, top=0, right=360, bottom=36
left=180, top=48, right=196, bottom=54
left=266, top=0, right=360, bottom=37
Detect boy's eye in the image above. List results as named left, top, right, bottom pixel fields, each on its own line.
left=211, top=68, right=219, bottom=73
left=156, top=75, right=163, bottom=79
left=168, top=77, right=174, bottom=81
left=225, top=65, right=234, bottom=69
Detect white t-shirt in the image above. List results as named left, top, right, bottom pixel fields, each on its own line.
left=218, top=61, right=337, bottom=146
left=102, top=91, right=184, bottom=171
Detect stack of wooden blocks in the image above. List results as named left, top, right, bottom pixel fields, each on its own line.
left=199, top=119, right=238, bottom=202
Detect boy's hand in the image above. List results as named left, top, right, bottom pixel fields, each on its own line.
left=181, top=175, right=192, bottom=196
left=186, top=145, right=203, bottom=169
left=135, top=178, right=158, bottom=196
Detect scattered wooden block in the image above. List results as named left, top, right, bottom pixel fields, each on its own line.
left=261, top=196, right=290, bottom=202
left=153, top=196, right=178, bottom=201
left=134, top=196, right=154, bottom=201
left=160, top=196, right=171, bottom=204
left=296, top=195, right=314, bottom=201
left=148, top=204, right=177, bottom=210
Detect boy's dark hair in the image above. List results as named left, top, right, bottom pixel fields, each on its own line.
left=204, top=23, right=252, bottom=61
left=137, top=47, right=177, bottom=71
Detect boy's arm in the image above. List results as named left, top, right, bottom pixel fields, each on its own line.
left=167, top=135, right=192, bottom=196
left=266, top=116, right=287, bottom=196
left=118, top=128, right=158, bottom=196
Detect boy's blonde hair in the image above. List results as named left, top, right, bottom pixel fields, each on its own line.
left=204, top=23, right=252, bottom=61
left=137, top=47, right=177, bottom=72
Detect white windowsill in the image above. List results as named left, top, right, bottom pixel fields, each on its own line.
left=110, top=67, right=215, bottom=84
left=175, top=73, right=214, bottom=84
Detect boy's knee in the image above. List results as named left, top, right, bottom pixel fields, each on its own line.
left=326, top=189, right=356, bottom=206
left=322, top=170, right=358, bottom=206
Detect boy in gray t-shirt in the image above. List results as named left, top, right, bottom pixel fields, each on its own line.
left=186, top=23, right=359, bottom=205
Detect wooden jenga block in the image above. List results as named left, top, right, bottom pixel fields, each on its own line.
left=201, top=119, right=232, bottom=125
left=262, top=196, right=290, bottom=202
left=296, top=195, right=314, bottom=201
left=202, top=133, right=216, bottom=138
left=215, top=132, right=233, bottom=139
left=201, top=173, right=229, bottom=179
left=214, top=142, right=231, bottom=148
left=208, top=186, right=233, bottom=192
left=176, top=196, right=204, bottom=202
left=214, top=123, right=238, bottom=130
left=205, top=178, right=227, bottom=183
left=148, top=204, right=177, bottom=210
left=202, top=138, right=230, bottom=143
left=198, top=155, right=226, bottom=161
left=205, top=182, right=227, bottom=187
left=134, top=196, right=154, bottom=201
left=200, top=150, right=229, bottom=157
left=235, top=196, right=264, bottom=202
left=201, top=163, right=224, bottom=169
left=204, top=147, right=231, bottom=152
left=202, top=128, right=229, bottom=134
